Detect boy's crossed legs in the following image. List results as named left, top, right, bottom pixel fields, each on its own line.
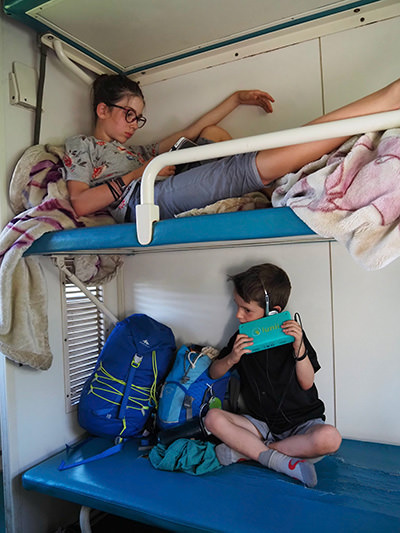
left=204, top=408, right=341, bottom=488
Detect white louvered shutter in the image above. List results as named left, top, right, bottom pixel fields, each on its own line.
left=62, top=263, right=106, bottom=412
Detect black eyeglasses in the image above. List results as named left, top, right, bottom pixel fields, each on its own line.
left=108, top=104, right=147, bottom=128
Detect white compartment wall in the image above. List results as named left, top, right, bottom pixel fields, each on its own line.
left=0, top=15, right=95, bottom=533
left=0, top=8, right=399, bottom=533
left=134, top=38, right=323, bottom=145
left=331, top=243, right=400, bottom=443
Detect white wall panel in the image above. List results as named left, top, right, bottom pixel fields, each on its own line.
left=331, top=243, right=400, bottom=445
left=2, top=19, right=93, bottom=182
left=8, top=258, right=81, bottom=532
left=134, top=39, right=323, bottom=144
left=40, top=52, right=94, bottom=145
left=124, top=241, right=335, bottom=424
left=321, top=15, right=400, bottom=112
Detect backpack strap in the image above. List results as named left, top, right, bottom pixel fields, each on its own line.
left=118, top=353, right=143, bottom=420
left=58, top=439, right=125, bottom=471
left=183, top=395, right=193, bottom=420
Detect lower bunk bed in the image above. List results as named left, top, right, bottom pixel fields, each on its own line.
left=22, top=436, right=400, bottom=533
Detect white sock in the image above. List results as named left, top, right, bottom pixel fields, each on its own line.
left=215, top=443, right=250, bottom=466
left=258, top=449, right=317, bottom=488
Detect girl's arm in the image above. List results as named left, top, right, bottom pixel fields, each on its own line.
left=281, top=320, right=315, bottom=390
left=67, top=180, right=118, bottom=216
left=158, top=89, right=275, bottom=153
left=67, top=160, right=175, bottom=216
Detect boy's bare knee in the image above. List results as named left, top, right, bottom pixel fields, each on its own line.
left=314, top=424, right=342, bottom=454
left=328, top=426, right=342, bottom=453
left=204, top=407, right=225, bottom=433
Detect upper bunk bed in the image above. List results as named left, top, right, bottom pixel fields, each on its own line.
left=3, top=0, right=400, bottom=261
left=20, top=109, right=400, bottom=260
left=25, top=209, right=316, bottom=256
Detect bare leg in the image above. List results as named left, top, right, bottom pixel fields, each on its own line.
left=205, top=410, right=331, bottom=487
left=268, top=424, right=342, bottom=458
left=256, top=78, right=400, bottom=185
left=205, top=409, right=341, bottom=459
left=199, top=125, right=232, bottom=142
left=204, top=408, right=266, bottom=460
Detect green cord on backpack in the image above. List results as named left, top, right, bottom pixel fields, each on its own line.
left=78, top=313, right=176, bottom=441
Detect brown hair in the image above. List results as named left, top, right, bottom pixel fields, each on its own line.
left=229, top=263, right=291, bottom=313
left=92, top=74, right=144, bottom=120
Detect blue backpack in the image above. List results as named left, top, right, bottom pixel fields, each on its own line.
left=78, top=313, right=176, bottom=441
left=157, top=344, right=230, bottom=431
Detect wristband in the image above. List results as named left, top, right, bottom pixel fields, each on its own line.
left=114, top=176, right=126, bottom=193
left=106, top=180, right=121, bottom=201
left=294, top=349, right=308, bottom=362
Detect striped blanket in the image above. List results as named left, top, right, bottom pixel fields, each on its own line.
left=0, top=145, right=122, bottom=370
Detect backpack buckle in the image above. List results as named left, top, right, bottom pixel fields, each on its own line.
left=183, top=395, right=193, bottom=419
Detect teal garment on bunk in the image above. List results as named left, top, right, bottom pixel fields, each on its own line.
left=149, top=438, right=223, bottom=475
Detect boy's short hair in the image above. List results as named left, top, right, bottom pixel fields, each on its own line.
left=229, top=263, right=291, bottom=312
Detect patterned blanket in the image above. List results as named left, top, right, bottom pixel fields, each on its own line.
left=176, top=191, right=271, bottom=217
left=0, top=145, right=122, bottom=370
left=272, top=129, right=400, bottom=270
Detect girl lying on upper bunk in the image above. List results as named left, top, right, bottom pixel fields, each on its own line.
left=62, top=75, right=400, bottom=222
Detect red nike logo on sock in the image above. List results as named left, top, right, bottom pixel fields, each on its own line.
left=288, top=459, right=305, bottom=470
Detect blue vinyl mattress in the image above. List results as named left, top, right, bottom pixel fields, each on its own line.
left=22, top=437, right=400, bottom=532
left=25, top=208, right=315, bottom=255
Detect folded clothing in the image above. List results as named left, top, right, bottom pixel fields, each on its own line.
left=149, top=438, right=222, bottom=475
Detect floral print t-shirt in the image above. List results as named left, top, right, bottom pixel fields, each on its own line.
left=62, top=135, right=159, bottom=223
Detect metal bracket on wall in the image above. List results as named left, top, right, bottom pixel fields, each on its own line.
left=9, top=61, right=37, bottom=109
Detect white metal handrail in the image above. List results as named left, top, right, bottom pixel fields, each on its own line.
left=55, top=257, right=119, bottom=325
left=53, top=39, right=93, bottom=85
left=136, top=109, right=400, bottom=244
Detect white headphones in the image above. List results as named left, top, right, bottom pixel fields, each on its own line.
left=263, top=287, right=270, bottom=316
left=260, top=279, right=278, bottom=317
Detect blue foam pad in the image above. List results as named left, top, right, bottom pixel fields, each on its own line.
left=25, top=208, right=315, bottom=255
left=22, top=438, right=400, bottom=532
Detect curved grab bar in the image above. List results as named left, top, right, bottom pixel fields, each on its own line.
left=55, top=257, right=119, bottom=324
left=136, top=108, right=400, bottom=245
left=53, top=39, right=93, bottom=85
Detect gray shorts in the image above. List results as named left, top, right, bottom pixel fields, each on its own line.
left=244, top=415, right=325, bottom=444
left=126, top=151, right=263, bottom=221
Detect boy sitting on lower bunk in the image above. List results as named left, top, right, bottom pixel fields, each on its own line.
left=204, top=263, right=341, bottom=488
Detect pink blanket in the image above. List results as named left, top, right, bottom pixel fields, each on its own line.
left=272, top=129, right=400, bottom=270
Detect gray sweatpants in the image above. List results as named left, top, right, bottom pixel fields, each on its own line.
left=126, top=151, right=263, bottom=221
